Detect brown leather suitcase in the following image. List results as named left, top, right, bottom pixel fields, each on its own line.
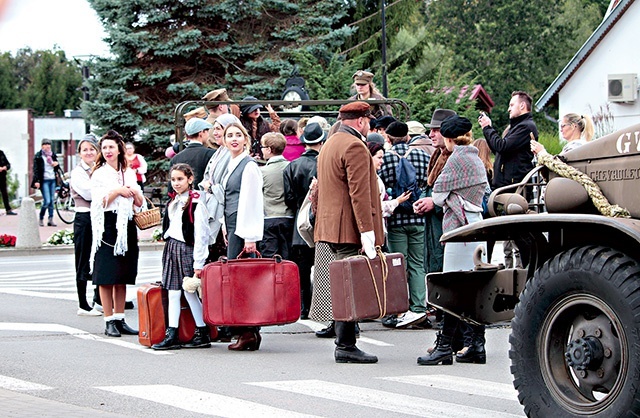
left=137, top=282, right=217, bottom=346
left=330, top=251, right=409, bottom=321
left=201, top=255, right=301, bottom=326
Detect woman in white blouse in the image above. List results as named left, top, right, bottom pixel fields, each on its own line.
left=221, top=122, right=264, bottom=351
left=70, top=135, right=102, bottom=316
left=90, top=130, right=144, bottom=338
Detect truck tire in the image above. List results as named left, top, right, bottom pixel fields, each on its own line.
left=510, top=246, right=640, bottom=417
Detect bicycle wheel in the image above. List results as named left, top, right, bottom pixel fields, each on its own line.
left=55, top=192, right=75, bottom=224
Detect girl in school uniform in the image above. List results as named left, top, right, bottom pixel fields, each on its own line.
left=152, top=163, right=211, bottom=350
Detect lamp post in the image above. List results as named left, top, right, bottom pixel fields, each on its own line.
left=381, top=0, right=388, bottom=97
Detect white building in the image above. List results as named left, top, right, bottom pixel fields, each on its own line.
left=0, top=109, right=86, bottom=200
left=536, top=0, right=640, bottom=136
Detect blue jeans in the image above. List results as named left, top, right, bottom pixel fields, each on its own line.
left=39, top=179, right=56, bottom=220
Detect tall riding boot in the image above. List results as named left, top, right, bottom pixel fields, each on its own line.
left=417, top=332, right=453, bottom=365
left=456, top=326, right=486, bottom=364
left=152, top=327, right=181, bottom=350
left=183, top=326, right=212, bottom=349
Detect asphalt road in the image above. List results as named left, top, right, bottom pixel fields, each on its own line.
left=0, top=251, right=525, bottom=417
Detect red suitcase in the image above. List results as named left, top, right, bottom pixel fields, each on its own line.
left=137, top=282, right=217, bottom=346
left=330, top=251, right=409, bottom=321
left=201, top=255, right=301, bottom=326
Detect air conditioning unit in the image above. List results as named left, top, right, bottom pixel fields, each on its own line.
left=608, top=73, right=637, bottom=102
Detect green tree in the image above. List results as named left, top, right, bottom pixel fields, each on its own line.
left=424, top=0, right=603, bottom=130
left=22, top=50, right=82, bottom=115
left=84, top=0, right=354, bottom=149
left=0, top=53, right=17, bottom=108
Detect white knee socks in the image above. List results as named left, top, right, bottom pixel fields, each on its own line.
left=168, top=289, right=181, bottom=328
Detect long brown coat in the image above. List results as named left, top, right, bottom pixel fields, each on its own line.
left=314, top=128, right=384, bottom=246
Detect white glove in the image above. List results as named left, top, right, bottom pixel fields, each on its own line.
left=360, top=231, right=376, bottom=259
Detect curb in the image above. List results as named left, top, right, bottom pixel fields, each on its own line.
left=0, top=241, right=165, bottom=257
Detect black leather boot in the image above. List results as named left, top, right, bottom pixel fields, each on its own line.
left=152, top=327, right=181, bottom=350
left=456, top=332, right=486, bottom=364
left=335, top=346, right=378, bottom=364
left=417, top=332, right=453, bottom=365
left=183, top=326, right=212, bottom=349
left=315, top=321, right=336, bottom=338
left=105, top=320, right=121, bottom=337
left=115, top=319, right=138, bottom=335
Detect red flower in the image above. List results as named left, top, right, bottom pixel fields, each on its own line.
left=0, top=234, right=17, bottom=247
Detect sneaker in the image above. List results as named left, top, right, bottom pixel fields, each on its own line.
left=93, top=304, right=104, bottom=313
left=6, top=211, right=17, bottom=215
left=396, top=311, right=427, bottom=328
left=77, top=307, right=102, bottom=316
left=381, top=315, right=398, bottom=328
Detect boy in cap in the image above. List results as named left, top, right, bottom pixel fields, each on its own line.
left=171, top=118, right=215, bottom=187
left=315, top=102, right=383, bottom=363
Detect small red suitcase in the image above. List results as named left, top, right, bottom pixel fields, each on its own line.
left=201, top=255, right=301, bottom=326
left=137, top=282, right=217, bottom=346
left=330, top=252, right=409, bottom=321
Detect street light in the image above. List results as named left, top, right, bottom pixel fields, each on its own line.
left=381, top=0, right=388, bottom=97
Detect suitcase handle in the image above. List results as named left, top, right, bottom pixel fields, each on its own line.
left=362, top=246, right=389, bottom=318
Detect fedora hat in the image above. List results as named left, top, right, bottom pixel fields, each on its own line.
left=425, top=109, right=457, bottom=129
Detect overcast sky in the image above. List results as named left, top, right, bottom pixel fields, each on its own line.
left=0, top=0, right=110, bottom=58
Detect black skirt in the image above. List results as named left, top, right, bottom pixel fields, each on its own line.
left=92, top=211, right=139, bottom=285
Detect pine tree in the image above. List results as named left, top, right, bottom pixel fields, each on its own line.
left=84, top=0, right=354, bottom=151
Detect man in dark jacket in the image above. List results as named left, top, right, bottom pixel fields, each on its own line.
left=0, top=149, right=16, bottom=215
left=479, top=91, right=538, bottom=268
left=171, top=118, right=215, bottom=187
left=283, top=122, right=325, bottom=320
left=479, top=90, right=538, bottom=189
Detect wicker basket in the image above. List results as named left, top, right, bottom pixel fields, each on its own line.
left=134, top=197, right=161, bottom=230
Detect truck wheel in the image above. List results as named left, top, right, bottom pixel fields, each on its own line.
left=510, top=246, right=640, bottom=417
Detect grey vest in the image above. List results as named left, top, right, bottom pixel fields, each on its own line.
left=224, top=156, right=252, bottom=218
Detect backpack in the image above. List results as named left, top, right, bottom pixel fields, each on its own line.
left=389, top=149, right=421, bottom=214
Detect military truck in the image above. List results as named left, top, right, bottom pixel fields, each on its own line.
left=427, top=123, right=640, bottom=417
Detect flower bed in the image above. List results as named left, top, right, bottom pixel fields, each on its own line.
left=0, top=234, right=17, bottom=247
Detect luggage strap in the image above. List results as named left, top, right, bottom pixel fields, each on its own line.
left=362, top=246, right=388, bottom=319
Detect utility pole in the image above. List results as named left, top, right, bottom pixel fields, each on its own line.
left=381, top=0, right=388, bottom=97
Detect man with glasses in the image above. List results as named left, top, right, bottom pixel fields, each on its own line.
left=171, top=118, right=215, bottom=187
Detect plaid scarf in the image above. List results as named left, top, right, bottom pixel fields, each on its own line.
left=427, top=147, right=451, bottom=187
left=433, top=145, right=487, bottom=233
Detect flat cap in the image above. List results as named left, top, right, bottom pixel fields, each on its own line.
left=440, top=115, right=472, bottom=139
left=353, top=70, right=374, bottom=85
left=185, top=118, right=213, bottom=136
left=202, top=88, right=229, bottom=102
left=385, top=121, right=408, bottom=138
left=338, top=101, right=372, bottom=120
left=407, top=121, right=426, bottom=136
left=367, top=132, right=385, bottom=145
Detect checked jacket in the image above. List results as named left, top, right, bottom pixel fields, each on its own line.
left=379, top=142, right=430, bottom=227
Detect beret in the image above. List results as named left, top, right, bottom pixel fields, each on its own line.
left=385, top=121, right=408, bottom=138
left=338, top=101, right=372, bottom=120
left=202, top=88, right=229, bottom=102
left=366, top=132, right=385, bottom=145
left=440, top=115, right=472, bottom=138
left=374, top=115, right=396, bottom=129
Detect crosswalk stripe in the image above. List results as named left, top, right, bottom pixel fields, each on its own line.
left=96, top=384, right=319, bottom=417
left=249, top=379, right=522, bottom=418
left=0, top=323, right=173, bottom=356
left=0, top=375, right=52, bottom=391
left=380, top=374, right=519, bottom=401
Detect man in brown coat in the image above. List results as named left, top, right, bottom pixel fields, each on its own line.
left=315, top=101, right=384, bottom=364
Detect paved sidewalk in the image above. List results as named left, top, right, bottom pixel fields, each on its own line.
left=1, top=388, right=127, bottom=417
left=0, top=208, right=163, bottom=256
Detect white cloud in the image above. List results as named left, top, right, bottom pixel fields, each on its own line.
left=0, top=0, right=110, bottom=58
